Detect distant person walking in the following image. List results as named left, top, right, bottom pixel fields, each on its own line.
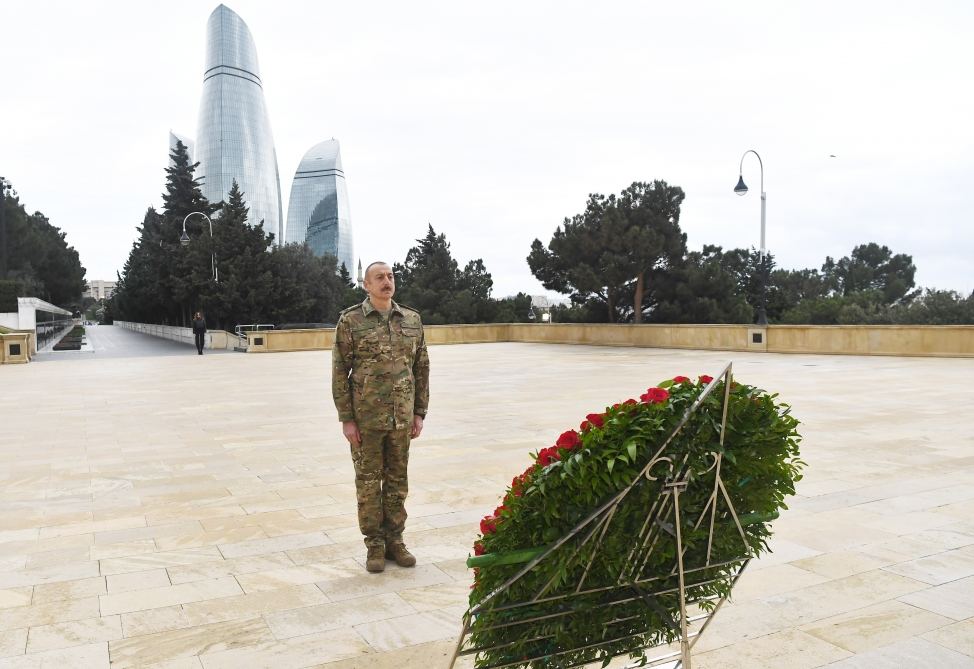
left=191, top=312, right=206, bottom=355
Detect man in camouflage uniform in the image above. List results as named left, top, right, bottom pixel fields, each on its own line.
left=332, top=261, right=430, bottom=573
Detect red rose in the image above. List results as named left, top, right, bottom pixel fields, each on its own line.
left=640, top=387, right=670, bottom=404
left=580, top=420, right=591, bottom=432
left=493, top=504, right=508, bottom=518
left=480, top=515, right=497, bottom=535
left=585, top=413, right=605, bottom=428
left=510, top=475, right=527, bottom=497
left=538, top=446, right=561, bottom=467
left=623, top=399, right=637, bottom=406
left=611, top=403, right=621, bottom=410
left=474, top=542, right=485, bottom=556
left=556, top=430, right=581, bottom=450
left=699, top=375, right=714, bottom=384
left=673, top=375, right=690, bottom=384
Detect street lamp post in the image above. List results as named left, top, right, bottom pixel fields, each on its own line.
left=734, top=150, right=768, bottom=326
left=180, top=211, right=218, bottom=282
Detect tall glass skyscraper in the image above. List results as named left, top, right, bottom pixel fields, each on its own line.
left=168, top=131, right=194, bottom=167
left=285, top=139, right=354, bottom=273
left=195, top=4, right=283, bottom=242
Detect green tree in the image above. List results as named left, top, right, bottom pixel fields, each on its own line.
left=163, top=140, right=220, bottom=326
left=338, top=261, right=367, bottom=310
left=266, top=244, right=346, bottom=325
left=528, top=181, right=686, bottom=323
left=487, top=293, right=533, bottom=323
left=193, top=180, right=277, bottom=329
left=394, top=225, right=467, bottom=324
left=767, top=267, right=829, bottom=320
left=889, top=289, right=974, bottom=324
left=393, top=225, right=527, bottom=323
left=112, top=141, right=216, bottom=326
left=822, top=243, right=917, bottom=304
left=112, top=146, right=356, bottom=330
left=0, top=181, right=86, bottom=308
left=650, top=245, right=752, bottom=323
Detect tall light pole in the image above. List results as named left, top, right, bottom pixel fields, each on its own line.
left=180, top=211, right=218, bottom=282
left=734, top=150, right=768, bottom=326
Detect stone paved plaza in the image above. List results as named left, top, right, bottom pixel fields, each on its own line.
left=2, top=329, right=974, bottom=668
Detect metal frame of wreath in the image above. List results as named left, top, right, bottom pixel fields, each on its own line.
left=449, top=362, right=758, bottom=669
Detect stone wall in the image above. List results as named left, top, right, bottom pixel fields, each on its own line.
left=114, top=321, right=234, bottom=350
left=243, top=323, right=974, bottom=358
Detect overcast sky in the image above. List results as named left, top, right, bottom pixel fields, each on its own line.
left=2, top=1, right=972, bottom=297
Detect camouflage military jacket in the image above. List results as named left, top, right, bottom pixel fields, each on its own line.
left=332, top=298, right=430, bottom=431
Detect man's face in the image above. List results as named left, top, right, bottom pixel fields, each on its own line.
left=365, top=264, right=395, bottom=300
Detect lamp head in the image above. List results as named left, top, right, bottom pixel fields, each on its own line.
left=179, top=231, right=191, bottom=246
left=734, top=175, right=748, bottom=196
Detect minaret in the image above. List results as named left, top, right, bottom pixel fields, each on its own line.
left=356, top=260, right=364, bottom=288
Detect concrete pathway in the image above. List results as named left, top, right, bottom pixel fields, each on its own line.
left=1, top=344, right=973, bottom=668
left=33, top=324, right=229, bottom=361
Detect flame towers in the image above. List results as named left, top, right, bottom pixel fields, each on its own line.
left=170, top=4, right=354, bottom=262
left=285, top=140, right=354, bottom=272
left=195, top=4, right=283, bottom=241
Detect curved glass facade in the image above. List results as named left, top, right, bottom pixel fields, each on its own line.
left=168, top=131, right=194, bottom=166
left=195, top=4, right=282, bottom=242
left=285, top=139, right=354, bottom=273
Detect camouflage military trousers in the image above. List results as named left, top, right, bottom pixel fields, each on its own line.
left=350, top=428, right=411, bottom=548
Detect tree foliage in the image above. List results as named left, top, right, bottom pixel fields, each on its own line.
left=110, top=142, right=353, bottom=330
left=528, top=181, right=686, bottom=323
left=531, top=179, right=955, bottom=324
left=650, top=245, right=752, bottom=323
left=394, top=225, right=532, bottom=324
left=821, top=242, right=917, bottom=304
left=0, top=180, right=86, bottom=310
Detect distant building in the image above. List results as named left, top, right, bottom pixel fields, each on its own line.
left=195, top=4, right=283, bottom=241
left=284, top=139, right=354, bottom=273
left=84, top=280, right=116, bottom=301
left=168, top=131, right=195, bottom=166
left=530, top=295, right=556, bottom=322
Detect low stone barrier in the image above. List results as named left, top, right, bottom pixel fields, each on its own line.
left=766, top=324, right=974, bottom=357
left=245, top=328, right=334, bottom=353
left=114, top=321, right=234, bottom=350
left=244, top=322, right=974, bottom=358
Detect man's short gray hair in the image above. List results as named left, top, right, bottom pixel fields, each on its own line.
left=365, top=261, right=391, bottom=279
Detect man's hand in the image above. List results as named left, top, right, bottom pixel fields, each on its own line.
left=342, top=421, right=361, bottom=446
left=411, top=415, right=424, bottom=439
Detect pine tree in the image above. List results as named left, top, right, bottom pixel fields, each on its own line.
left=163, top=140, right=217, bottom=325
left=201, top=180, right=276, bottom=329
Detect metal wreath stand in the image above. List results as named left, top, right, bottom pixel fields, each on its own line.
left=450, top=362, right=764, bottom=669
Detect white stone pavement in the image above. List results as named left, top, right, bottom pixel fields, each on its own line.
left=1, top=335, right=973, bottom=668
